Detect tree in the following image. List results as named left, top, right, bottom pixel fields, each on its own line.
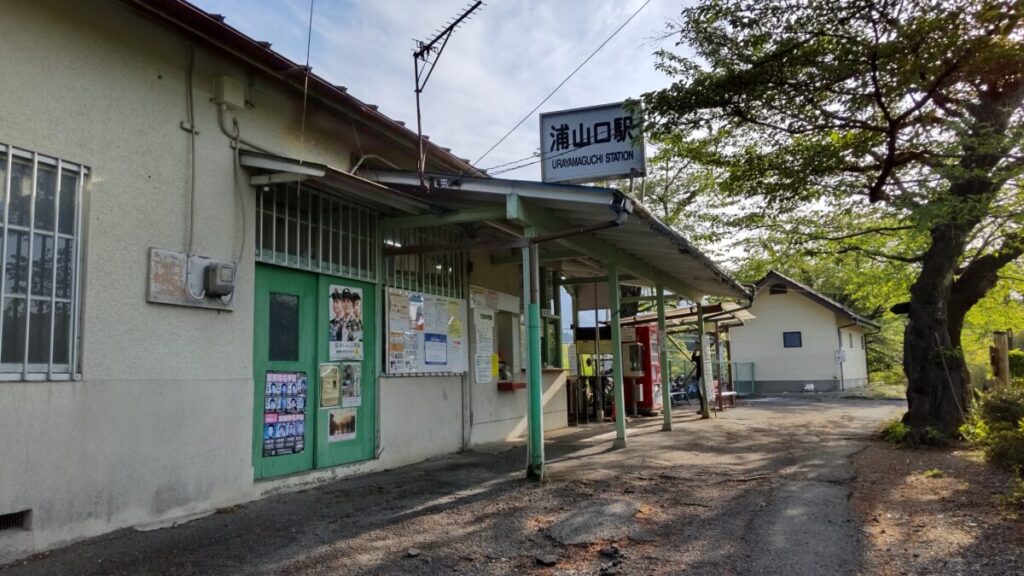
left=642, top=0, right=1024, bottom=439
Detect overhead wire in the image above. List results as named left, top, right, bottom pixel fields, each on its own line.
left=472, top=0, right=654, bottom=167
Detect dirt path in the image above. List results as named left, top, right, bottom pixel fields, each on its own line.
left=854, top=443, right=1024, bottom=576
left=2, top=397, right=959, bottom=576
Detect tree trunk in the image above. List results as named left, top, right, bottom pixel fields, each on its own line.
left=902, top=225, right=970, bottom=439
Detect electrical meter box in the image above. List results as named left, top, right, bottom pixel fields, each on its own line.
left=204, top=261, right=236, bottom=297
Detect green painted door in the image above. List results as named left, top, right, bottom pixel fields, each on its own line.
left=315, top=276, right=376, bottom=467
left=253, top=264, right=317, bottom=479
left=254, top=265, right=377, bottom=479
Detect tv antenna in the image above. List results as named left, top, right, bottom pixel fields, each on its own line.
left=413, top=1, right=484, bottom=190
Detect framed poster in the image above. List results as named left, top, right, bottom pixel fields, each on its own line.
left=386, top=288, right=468, bottom=374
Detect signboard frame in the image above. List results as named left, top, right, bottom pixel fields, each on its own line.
left=539, top=101, right=646, bottom=184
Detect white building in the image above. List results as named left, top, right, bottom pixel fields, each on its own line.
left=729, top=271, right=878, bottom=393
left=0, top=0, right=747, bottom=563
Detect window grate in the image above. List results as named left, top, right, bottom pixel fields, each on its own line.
left=255, top=184, right=378, bottom=282
left=0, top=510, right=30, bottom=532
left=383, top=226, right=465, bottom=299
left=0, top=144, right=84, bottom=379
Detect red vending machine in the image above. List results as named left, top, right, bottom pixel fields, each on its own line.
left=621, top=324, right=662, bottom=415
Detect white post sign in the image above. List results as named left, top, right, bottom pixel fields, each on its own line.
left=539, top=102, right=646, bottom=184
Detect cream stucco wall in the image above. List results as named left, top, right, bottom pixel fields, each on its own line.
left=0, top=0, right=472, bottom=563
left=729, top=289, right=871, bottom=391
left=464, top=251, right=569, bottom=446
left=730, top=291, right=840, bottom=390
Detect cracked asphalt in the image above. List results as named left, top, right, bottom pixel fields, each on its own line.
left=1, top=396, right=904, bottom=575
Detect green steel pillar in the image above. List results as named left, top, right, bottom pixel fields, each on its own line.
left=607, top=263, right=627, bottom=448
left=697, top=302, right=711, bottom=419
left=524, top=232, right=545, bottom=479
left=657, top=285, right=672, bottom=431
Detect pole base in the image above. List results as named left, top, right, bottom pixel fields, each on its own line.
left=526, top=464, right=545, bottom=481
left=612, top=437, right=627, bottom=449
left=661, top=423, right=672, bottom=432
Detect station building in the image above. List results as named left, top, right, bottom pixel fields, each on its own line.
left=0, top=0, right=747, bottom=562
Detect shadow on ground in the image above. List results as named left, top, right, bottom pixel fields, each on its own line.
left=2, top=397, right=907, bottom=576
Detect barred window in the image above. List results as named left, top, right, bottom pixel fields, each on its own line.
left=383, top=227, right=465, bottom=299
left=0, top=145, right=84, bottom=379
left=256, top=184, right=378, bottom=282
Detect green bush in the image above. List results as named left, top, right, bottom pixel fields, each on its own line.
left=960, top=411, right=990, bottom=445
left=962, top=384, right=1024, bottom=470
left=978, top=386, right=1024, bottom=429
left=985, top=429, right=1024, bottom=469
left=882, top=419, right=910, bottom=444
left=1009, top=349, right=1024, bottom=378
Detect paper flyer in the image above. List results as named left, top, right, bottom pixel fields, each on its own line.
left=262, top=371, right=307, bottom=457
left=328, top=408, right=357, bottom=442
left=341, top=362, right=362, bottom=407
left=319, top=363, right=341, bottom=408
left=329, top=285, right=364, bottom=360
left=424, top=333, right=447, bottom=365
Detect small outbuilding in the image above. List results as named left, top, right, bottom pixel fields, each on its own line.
left=728, top=271, right=879, bottom=393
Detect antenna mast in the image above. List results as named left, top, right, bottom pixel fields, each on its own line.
left=413, top=1, right=484, bottom=190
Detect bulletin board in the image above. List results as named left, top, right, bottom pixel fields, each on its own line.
left=386, top=288, right=469, bottom=374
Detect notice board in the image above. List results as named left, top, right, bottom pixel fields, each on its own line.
left=386, top=288, right=468, bottom=374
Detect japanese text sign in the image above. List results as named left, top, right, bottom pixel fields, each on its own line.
left=539, top=102, right=645, bottom=184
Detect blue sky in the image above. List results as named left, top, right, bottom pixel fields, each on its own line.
left=191, top=0, right=693, bottom=180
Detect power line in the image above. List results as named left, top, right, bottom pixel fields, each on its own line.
left=472, top=0, right=654, bottom=167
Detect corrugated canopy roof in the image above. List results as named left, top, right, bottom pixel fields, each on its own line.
left=365, top=171, right=750, bottom=300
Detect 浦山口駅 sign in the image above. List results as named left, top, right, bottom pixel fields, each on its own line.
left=539, top=101, right=645, bottom=184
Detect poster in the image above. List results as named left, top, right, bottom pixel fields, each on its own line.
left=475, top=310, right=494, bottom=357
left=341, top=362, right=362, bottom=407
left=329, top=285, right=363, bottom=361
left=386, top=289, right=468, bottom=374
left=409, top=293, right=425, bottom=331
left=328, top=408, right=357, bottom=442
left=424, top=333, right=447, bottom=365
left=475, top=354, right=493, bottom=384
left=320, top=363, right=341, bottom=408
left=448, top=301, right=462, bottom=338
left=262, top=371, right=307, bottom=457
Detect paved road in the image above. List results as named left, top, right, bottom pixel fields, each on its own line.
left=1, top=397, right=904, bottom=575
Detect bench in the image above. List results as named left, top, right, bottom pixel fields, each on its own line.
left=716, top=383, right=738, bottom=410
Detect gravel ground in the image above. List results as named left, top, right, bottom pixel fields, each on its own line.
left=7, top=396, right=998, bottom=576
left=854, top=442, right=1024, bottom=576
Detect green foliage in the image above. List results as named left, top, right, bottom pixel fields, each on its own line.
left=962, top=385, right=1024, bottom=469
left=641, top=0, right=1024, bottom=432
left=985, top=430, right=1024, bottom=469
left=922, top=468, right=944, bottom=478
left=882, top=419, right=910, bottom=444
left=978, top=386, right=1024, bottom=430
left=960, top=411, right=991, bottom=445
left=1010, top=349, right=1024, bottom=378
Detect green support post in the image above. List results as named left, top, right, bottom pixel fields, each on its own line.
left=608, top=263, right=627, bottom=449
left=524, top=234, right=545, bottom=479
left=657, top=285, right=672, bottom=431
left=697, top=302, right=711, bottom=419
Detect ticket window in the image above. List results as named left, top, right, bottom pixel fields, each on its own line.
left=495, top=311, right=523, bottom=382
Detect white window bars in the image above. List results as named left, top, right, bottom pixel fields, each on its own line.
left=0, top=144, right=85, bottom=380
left=256, top=183, right=378, bottom=283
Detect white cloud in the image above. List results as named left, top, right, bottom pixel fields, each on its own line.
left=192, top=0, right=693, bottom=178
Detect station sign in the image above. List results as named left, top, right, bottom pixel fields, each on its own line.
left=539, top=101, right=646, bottom=184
